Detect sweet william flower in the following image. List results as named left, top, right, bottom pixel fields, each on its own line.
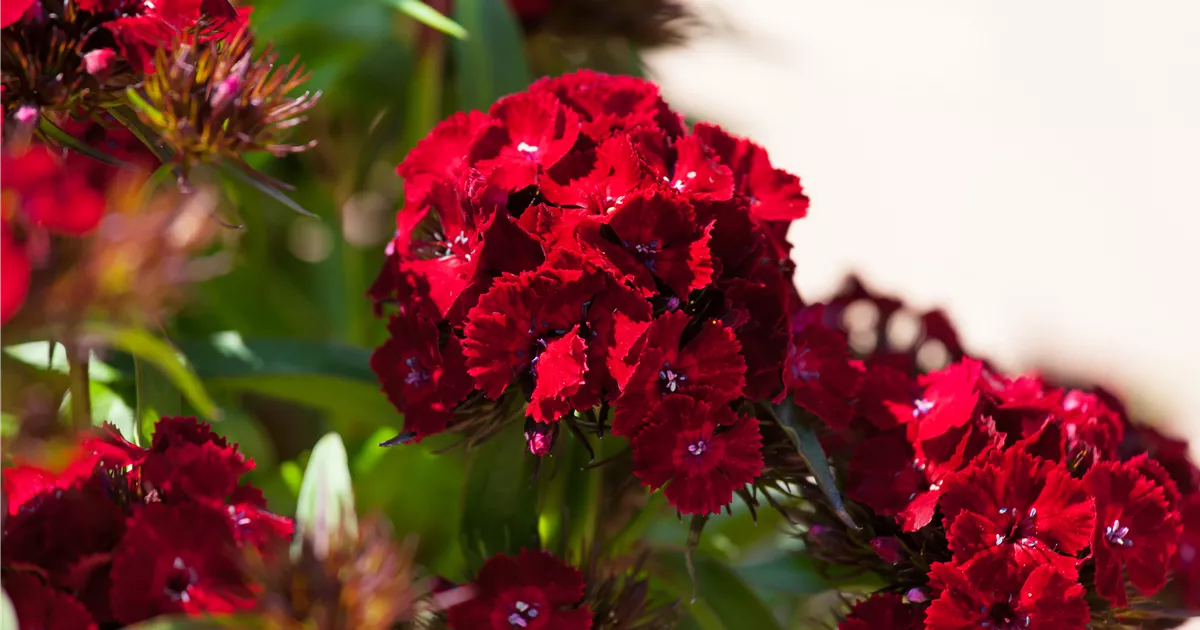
left=925, top=549, right=1089, bottom=630
left=468, top=91, right=581, bottom=192
left=1, top=572, right=97, bottom=630
left=1172, top=494, right=1200, bottom=608
left=109, top=502, right=257, bottom=624
left=784, top=304, right=862, bottom=428
left=838, top=593, right=923, bottom=630
left=1084, top=456, right=1182, bottom=607
left=446, top=549, right=592, bottom=630
left=630, top=394, right=762, bottom=515
left=612, top=310, right=745, bottom=437
left=531, top=70, right=684, bottom=142
left=939, top=448, right=1095, bottom=574
left=693, top=122, right=810, bottom=223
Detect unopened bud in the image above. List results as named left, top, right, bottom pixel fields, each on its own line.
left=905, top=587, right=929, bottom=603
left=524, top=418, right=558, bottom=457
left=14, top=105, right=38, bottom=125
left=82, top=48, right=116, bottom=78
left=870, top=537, right=905, bottom=564
left=210, top=75, right=242, bottom=110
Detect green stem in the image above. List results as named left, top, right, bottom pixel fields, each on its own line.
left=67, top=346, right=91, bottom=432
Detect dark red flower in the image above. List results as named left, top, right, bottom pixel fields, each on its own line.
left=578, top=189, right=714, bottom=298
left=468, top=91, right=581, bottom=191
left=784, top=305, right=862, bottom=428
left=1084, top=457, right=1181, bottom=607
left=101, top=0, right=247, bottom=74
left=1128, top=425, right=1200, bottom=496
left=630, top=394, right=762, bottom=515
left=445, top=549, right=592, bottom=630
left=532, top=70, right=684, bottom=141
left=371, top=310, right=473, bottom=440
left=838, top=593, right=923, bottom=630
left=1172, top=493, right=1200, bottom=609
left=719, top=278, right=789, bottom=400
left=109, top=502, right=256, bottom=624
left=612, top=311, right=745, bottom=437
left=845, top=428, right=944, bottom=532
left=540, top=132, right=652, bottom=215
left=693, top=122, right=809, bottom=223
left=939, top=449, right=1095, bottom=574
left=398, top=110, right=492, bottom=195
left=1, top=572, right=97, bottom=630
left=908, top=358, right=986, bottom=443
left=925, top=550, right=1088, bottom=630
left=0, top=221, right=29, bottom=324
left=1, top=0, right=35, bottom=27
left=138, top=417, right=253, bottom=502
left=2, top=144, right=106, bottom=236
left=1053, top=390, right=1124, bottom=470
left=225, top=484, right=294, bottom=554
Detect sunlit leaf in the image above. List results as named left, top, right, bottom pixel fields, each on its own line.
left=460, top=419, right=538, bottom=569
left=383, top=0, right=467, bottom=39
left=215, top=160, right=316, bottom=217
left=38, top=118, right=135, bottom=169
left=136, top=358, right=179, bottom=444
left=59, top=380, right=138, bottom=444
left=1, top=587, right=17, bottom=630
left=451, top=0, right=531, bottom=111
left=83, top=324, right=219, bottom=421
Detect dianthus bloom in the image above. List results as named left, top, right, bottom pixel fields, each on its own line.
left=0, top=417, right=290, bottom=626
left=370, top=70, right=810, bottom=516
left=445, top=549, right=592, bottom=630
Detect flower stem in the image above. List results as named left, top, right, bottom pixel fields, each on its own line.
left=67, top=345, right=92, bottom=432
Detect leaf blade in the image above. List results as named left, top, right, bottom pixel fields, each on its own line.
left=773, top=402, right=857, bottom=529
left=84, top=325, right=219, bottom=421
left=384, top=0, right=467, bottom=38
left=451, top=0, right=532, bottom=111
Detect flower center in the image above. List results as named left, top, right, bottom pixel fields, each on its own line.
left=912, top=398, right=935, bottom=418
left=687, top=440, right=708, bottom=456
left=623, top=238, right=661, bottom=271
left=164, top=556, right=198, bottom=603
left=787, top=347, right=818, bottom=382
left=659, top=362, right=687, bottom=393
left=995, top=507, right=1038, bottom=547
left=507, top=600, right=541, bottom=628
left=404, top=356, right=431, bottom=386
left=984, top=602, right=1029, bottom=630
left=1105, top=519, right=1132, bottom=547
left=516, top=142, right=539, bottom=159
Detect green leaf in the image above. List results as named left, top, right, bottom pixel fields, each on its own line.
left=124, top=89, right=167, bottom=128
left=38, top=118, right=135, bottom=169
left=383, top=0, right=466, bottom=38
left=451, top=0, right=532, bottom=111
left=60, top=380, right=138, bottom=443
left=215, top=160, right=316, bottom=217
left=294, top=432, right=358, bottom=559
left=773, top=402, right=857, bottom=529
left=83, top=324, right=220, bottom=421
left=173, top=332, right=396, bottom=422
left=460, top=418, right=539, bottom=568
left=653, top=551, right=785, bottom=630
left=1, top=587, right=17, bottom=630
left=136, top=358, right=179, bottom=445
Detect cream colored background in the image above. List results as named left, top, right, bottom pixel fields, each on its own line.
left=647, top=0, right=1200, bottom=453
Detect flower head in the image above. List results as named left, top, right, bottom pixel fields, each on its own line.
left=925, top=550, right=1089, bottom=630
left=838, top=593, right=923, bottom=630
left=445, top=549, right=592, bottom=630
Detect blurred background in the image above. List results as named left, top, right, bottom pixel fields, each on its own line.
left=646, top=0, right=1200, bottom=456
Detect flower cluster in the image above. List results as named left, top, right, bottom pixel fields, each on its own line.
left=370, top=69, right=811, bottom=516
left=1, top=417, right=292, bottom=628
left=778, top=278, right=1200, bottom=629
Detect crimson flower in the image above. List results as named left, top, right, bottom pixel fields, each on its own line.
left=1, top=572, right=97, bottom=630
left=2, top=144, right=106, bottom=236
left=693, top=122, right=809, bottom=223
left=939, top=449, right=1095, bottom=574
left=531, top=70, right=684, bottom=141
left=630, top=394, right=762, bottom=515
left=844, top=428, right=944, bottom=532
left=0, top=221, right=30, bottom=323
left=136, top=416, right=253, bottom=502
left=925, top=550, right=1088, bottom=630
left=109, top=502, right=256, bottom=624
left=784, top=304, right=862, bottom=428
left=1173, top=493, right=1200, bottom=608
left=445, top=549, right=592, bottom=630
left=468, top=91, right=581, bottom=192
left=1, top=0, right=35, bottom=27
left=371, top=310, right=474, bottom=440
left=539, top=132, right=654, bottom=215
left=612, top=311, right=745, bottom=437
left=838, top=593, right=923, bottom=630
left=1083, top=456, right=1181, bottom=607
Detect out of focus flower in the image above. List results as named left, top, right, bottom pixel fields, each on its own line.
left=131, top=25, right=318, bottom=171
left=445, top=549, right=592, bottom=630
left=257, top=517, right=424, bottom=630
left=838, top=593, right=922, bottom=630
left=925, top=550, right=1089, bottom=630
left=576, top=549, right=680, bottom=630
left=2, top=572, right=97, bottom=630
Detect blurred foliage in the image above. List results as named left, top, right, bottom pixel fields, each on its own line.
left=0, top=1, right=832, bottom=627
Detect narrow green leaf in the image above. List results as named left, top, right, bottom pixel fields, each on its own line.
left=215, top=160, right=316, bottom=217
left=106, top=106, right=175, bottom=164
left=451, top=0, right=532, bottom=111
left=294, top=433, right=358, bottom=559
left=773, top=402, right=857, bottom=529
left=685, top=514, right=710, bottom=602
left=38, top=118, right=135, bottom=169
left=136, top=358, right=179, bottom=444
left=460, top=418, right=539, bottom=568
left=59, top=380, right=138, bottom=443
left=653, top=551, right=786, bottom=630
left=83, top=324, right=219, bottom=421
left=384, top=0, right=467, bottom=38
left=124, top=89, right=167, bottom=128
left=1, top=587, right=17, bottom=630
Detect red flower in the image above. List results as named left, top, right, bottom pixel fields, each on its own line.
left=225, top=484, right=294, bottom=554
left=939, top=449, right=1095, bottom=574
left=445, top=549, right=592, bottom=630
left=577, top=189, right=714, bottom=298
left=784, top=305, right=862, bottom=428
left=398, top=111, right=492, bottom=196
left=1173, top=494, right=1200, bottom=608
left=838, top=593, right=923, bottom=630
left=1, top=0, right=35, bottom=27
left=1, top=572, right=97, bottom=630
left=2, top=145, right=106, bottom=236
left=693, top=122, right=809, bottom=223
left=925, top=550, right=1088, bottom=630
left=845, top=428, right=944, bottom=531
left=1083, top=457, right=1182, bottom=607
left=101, top=0, right=247, bottom=73
left=908, top=359, right=986, bottom=443
left=371, top=310, right=473, bottom=440
left=532, top=70, right=684, bottom=141
left=612, top=311, right=745, bottom=437
left=1128, top=425, right=1200, bottom=496
left=0, top=221, right=29, bottom=324
left=138, top=416, right=253, bottom=502
left=540, top=132, right=653, bottom=215
left=468, top=91, right=581, bottom=191
left=109, top=502, right=256, bottom=624
left=630, top=394, right=762, bottom=515
left=719, top=278, right=789, bottom=400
